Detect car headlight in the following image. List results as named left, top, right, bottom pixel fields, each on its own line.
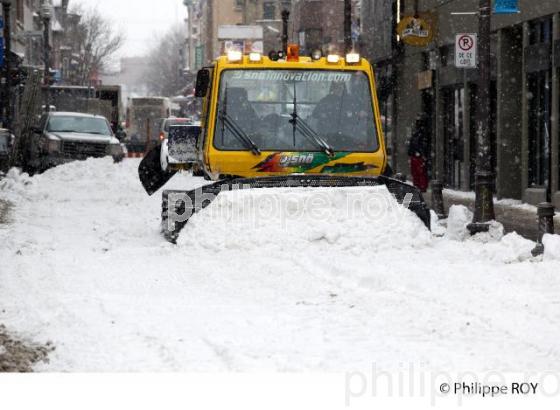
left=47, top=139, right=61, bottom=153
left=107, top=144, right=123, bottom=156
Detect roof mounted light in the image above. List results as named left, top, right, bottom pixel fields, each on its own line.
left=346, top=53, right=361, bottom=64
left=326, top=54, right=341, bottom=64
left=311, top=49, right=323, bottom=61
left=227, top=50, right=243, bottom=62
left=249, top=52, right=262, bottom=62
left=287, top=44, right=300, bottom=62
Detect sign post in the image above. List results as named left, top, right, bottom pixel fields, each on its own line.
left=455, top=33, right=477, bottom=68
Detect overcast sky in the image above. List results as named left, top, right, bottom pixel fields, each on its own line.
left=85, top=0, right=186, bottom=57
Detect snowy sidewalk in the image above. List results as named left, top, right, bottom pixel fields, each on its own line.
left=425, top=189, right=560, bottom=241
left=1, top=158, right=560, bottom=372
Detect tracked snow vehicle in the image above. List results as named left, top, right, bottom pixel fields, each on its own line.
left=139, top=48, right=431, bottom=242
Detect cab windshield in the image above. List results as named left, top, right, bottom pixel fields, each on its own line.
left=47, top=116, right=113, bottom=136
left=214, top=69, right=378, bottom=152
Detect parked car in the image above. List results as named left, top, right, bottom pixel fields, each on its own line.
left=0, top=128, right=13, bottom=173
left=29, top=112, right=125, bottom=172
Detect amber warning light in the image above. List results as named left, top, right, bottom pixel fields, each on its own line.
left=287, top=44, right=300, bottom=62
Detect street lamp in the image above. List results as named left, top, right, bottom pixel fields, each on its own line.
left=281, top=0, right=291, bottom=54
left=344, top=0, right=352, bottom=53
left=41, top=1, right=52, bottom=112
left=467, top=0, right=496, bottom=234
left=1, top=0, right=13, bottom=130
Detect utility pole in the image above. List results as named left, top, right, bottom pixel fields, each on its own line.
left=344, top=0, right=352, bottom=53
left=468, top=0, right=496, bottom=234
left=1, top=0, right=13, bottom=131
left=41, top=1, right=52, bottom=113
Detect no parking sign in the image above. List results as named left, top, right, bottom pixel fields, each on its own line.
left=455, top=33, right=477, bottom=68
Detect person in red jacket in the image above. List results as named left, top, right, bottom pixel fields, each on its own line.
left=408, top=117, right=430, bottom=192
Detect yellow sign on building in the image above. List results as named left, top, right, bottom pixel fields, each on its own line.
left=397, top=16, right=434, bottom=47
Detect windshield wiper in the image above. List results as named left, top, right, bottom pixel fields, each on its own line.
left=289, top=81, right=335, bottom=157
left=219, top=86, right=261, bottom=156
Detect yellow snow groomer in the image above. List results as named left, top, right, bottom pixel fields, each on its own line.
left=139, top=47, right=430, bottom=241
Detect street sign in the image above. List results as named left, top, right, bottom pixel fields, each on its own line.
left=455, top=33, right=477, bottom=68
left=494, top=0, right=520, bottom=14
left=195, top=45, right=204, bottom=71
left=397, top=15, right=434, bottom=47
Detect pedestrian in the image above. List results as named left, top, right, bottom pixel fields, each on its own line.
left=408, top=117, right=430, bottom=192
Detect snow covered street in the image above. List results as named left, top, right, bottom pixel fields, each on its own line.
left=1, top=158, right=560, bottom=372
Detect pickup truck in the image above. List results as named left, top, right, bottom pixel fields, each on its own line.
left=29, top=112, right=125, bottom=172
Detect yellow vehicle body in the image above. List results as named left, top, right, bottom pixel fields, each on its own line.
left=198, top=55, right=388, bottom=180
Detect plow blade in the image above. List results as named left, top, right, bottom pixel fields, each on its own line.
left=161, top=175, right=431, bottom=243
left=138, top=144, right=177, bottom=196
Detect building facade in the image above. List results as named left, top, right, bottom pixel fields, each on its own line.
left=362, top=0, right=560, bottom=208
left=292, top=0, right=361, bottom=55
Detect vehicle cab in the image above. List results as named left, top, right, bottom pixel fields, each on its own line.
left=192, top=49, right=387, bottom=180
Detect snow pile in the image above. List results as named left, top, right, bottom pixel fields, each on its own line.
left=543, top=234, right=560, bottom=261
left=1, top=158, right=560, bottom=372
left=0, top=168, right=34, bottom=203
left=444, top=205, right=504, bottom=243
left=445, top=205, right=472, bottom=241
left=179, top=186, right=432, bottom=253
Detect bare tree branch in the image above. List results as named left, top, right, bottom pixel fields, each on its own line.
left=67, top=4, right=125, bottom=85
left=144, top=26, right=188, bottom=97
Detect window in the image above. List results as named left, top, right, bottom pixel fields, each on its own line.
left=16, top=0, right=24, bottom=23
left=527, top=70, right=552, bottom=189
left=215, top=70, right=379, bottom=153
left=263, top=2, right=275, bottom=20
left=529, top=17, right=553, bottom=46
left=234, top=0, right=244, bottom=11
left=527, top=16, right=553, bottom=197
left=443, top=87, right=464, bottom=189
left=47, top=116, right=113, bottom=136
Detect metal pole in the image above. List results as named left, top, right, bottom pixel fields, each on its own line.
left=531, top=203, right=556, bottom=256
left=2, top=0, right=13, bottom=131
left=43, top=14, right=50, bottom=112
left=431, top=180, right=447, bottom=219
left=281, top=9, right=289, bottom=55
left=468, top=0, right=496, bottom=234
left=344, top=0, right=352, bottom=53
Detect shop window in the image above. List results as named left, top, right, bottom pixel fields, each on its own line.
left=527, top=16, right=553, bottom=198
left=528, top=17, right=553, bottom=46
left=527, top=70, right=552, bottom=190
left=443, top=87, right=465, bottom=189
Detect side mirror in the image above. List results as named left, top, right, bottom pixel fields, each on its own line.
left=31, top=126, right=43, bottom=134
left=194, top=69, right=210, bottom=98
